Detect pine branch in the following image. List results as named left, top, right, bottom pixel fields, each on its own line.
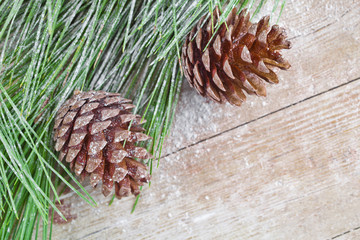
left=0, top=0, right=286, bottom=238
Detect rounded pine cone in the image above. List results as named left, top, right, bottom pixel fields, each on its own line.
left=53, top=90, right=152, bottom=199
left=181, top=7, right=291, bottom=106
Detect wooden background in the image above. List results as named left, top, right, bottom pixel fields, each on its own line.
left=52, top=0, right=360, bottom=239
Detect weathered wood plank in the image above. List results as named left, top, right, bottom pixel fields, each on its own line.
left=52, top=77, right=360, bottom=239
left=164, top=0, right=360, bottom=155
left=50, top=0, right=360, bottom=239
left=335, top=228, right=360, bottom=240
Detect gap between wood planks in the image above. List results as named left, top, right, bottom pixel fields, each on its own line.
left=80, top=227, right=111, bottom=239
left=159, top=76, right=360, bottom=240
left=53, top=2, right=360, bottom=238
left=73, top=75, right=360, bottom=240
left=331, top=226, right=360, bottom=240
left=69, top=78, right=360, bottom=240
left=162, top=76, right=360, bottom=160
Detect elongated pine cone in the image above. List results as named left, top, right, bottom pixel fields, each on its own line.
left=53, top=90, right=151, bottom=199
left=181, top=7, right=291, bottom=106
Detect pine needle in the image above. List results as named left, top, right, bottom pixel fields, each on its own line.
left=0, top=0, right=285, bottom=238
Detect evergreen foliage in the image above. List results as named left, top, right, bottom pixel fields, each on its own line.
left=0, top=0, right=284, bottom=238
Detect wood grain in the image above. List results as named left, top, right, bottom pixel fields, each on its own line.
left=51, top=0, right=360, bottom=239
left=334, top=228, right=360, bottom=240
left=52, top=76, right=360, bottom=240
left=164, top=0, right=360, bottom=155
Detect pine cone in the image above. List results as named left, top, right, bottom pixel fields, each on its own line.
left=53, top=90, right=152, bottom=199
left=181, top=7, right=291, bottom=106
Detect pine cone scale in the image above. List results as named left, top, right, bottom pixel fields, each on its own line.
left=90, top=158, right=104, bottom=187
left=212, top=68, right=226, bottom=91
left=68, top=132, right=86, bottom=147
left=112, top=162, right=128, bottom=182
left=74, top=149, right=87, bottom=176
left=66, top=147, right=81, bottom=163
left=86, top=154, right=102, bottom=172
left=116, top=177, right=131, bottom=197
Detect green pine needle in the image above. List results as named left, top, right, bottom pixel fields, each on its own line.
left=0, top=0, right=285, bottom=238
